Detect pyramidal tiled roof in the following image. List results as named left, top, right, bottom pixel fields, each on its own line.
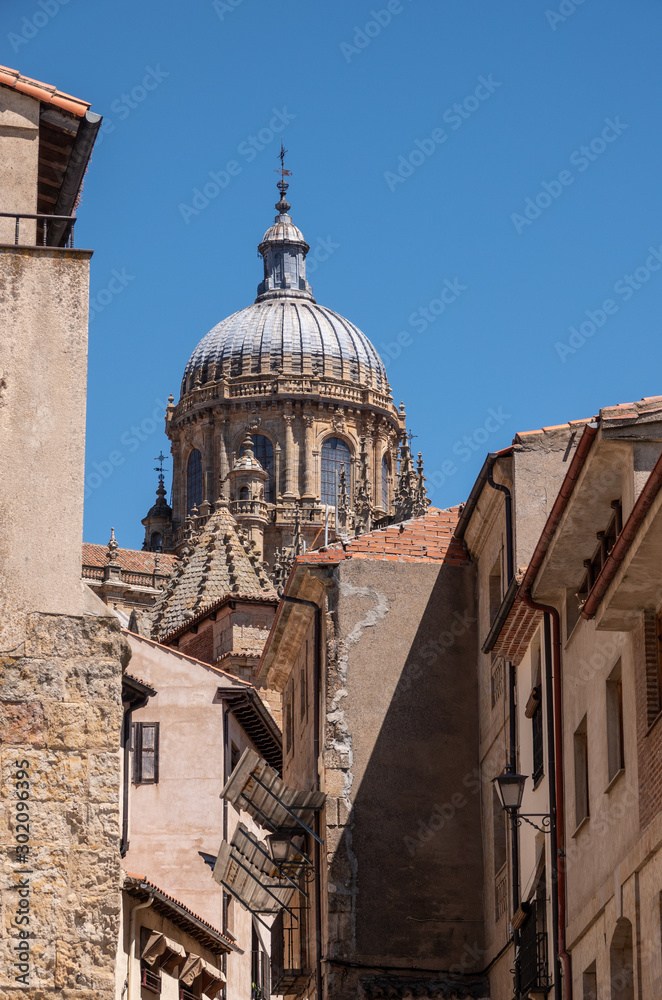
left=152, top=500, right=275, bottom=641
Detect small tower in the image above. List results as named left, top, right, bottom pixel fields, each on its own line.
left=228, top=434, right=269, bottom=559
left=142, top=452, right=173, bottom=552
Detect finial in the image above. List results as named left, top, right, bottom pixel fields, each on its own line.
left=274, top=139, right=292, bottom=214
left=106, top=527, right=120, bottom=566
left=241, top=433, right=255, bottom=459
left=167, top=393, right=174, bottom=406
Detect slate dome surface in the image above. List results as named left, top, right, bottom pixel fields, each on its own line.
left=182, top=183, right=390, bottom=396
left=183, top=299, right=389, bottom=393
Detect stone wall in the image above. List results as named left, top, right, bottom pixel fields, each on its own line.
left=0, top=612, right=126, bottom=998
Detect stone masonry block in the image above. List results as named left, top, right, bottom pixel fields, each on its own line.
left=43, top=702, right=122, bottom=751
left=0, top=701, right=45, bottom=746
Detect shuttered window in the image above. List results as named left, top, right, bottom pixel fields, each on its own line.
left=132, top=722, right=159, bottom=784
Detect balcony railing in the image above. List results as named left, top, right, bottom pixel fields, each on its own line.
left=229, top=498, right=269, bottom=519
left=140, top=966, right=162, bottom=994
left=519, top=901, right=552, bottom=996
left=0, top=211, right=77, bottom=248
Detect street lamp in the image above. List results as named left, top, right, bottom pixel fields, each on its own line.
left=493, top=769, right=527, bottom=812
left=493, top=768, right=551, bottom=833
left=266, top=829, right=306, bottom=866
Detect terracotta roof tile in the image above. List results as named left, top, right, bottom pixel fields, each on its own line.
left=299, top=507, right=469, bottom=567
left=82, top=543, right=178, bottom=575
left=0, top=64, right=91, bottom=117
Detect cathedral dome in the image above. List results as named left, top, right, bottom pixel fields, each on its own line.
left=182, top=174, right=390, bottom=396
left=183, top=298, right=389, bottom=393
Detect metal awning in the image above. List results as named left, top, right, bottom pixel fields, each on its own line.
left=221, top=748, right=325, bottom=843
left=212, top=823, right=299, bottom=927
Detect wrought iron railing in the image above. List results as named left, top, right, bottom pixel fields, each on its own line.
left=519, top=901, right=552, bottom=995
left=140, top=965, right=162, bottom=994
left=0, top=211, right=76, bottom=248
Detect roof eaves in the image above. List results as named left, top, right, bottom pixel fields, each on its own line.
left=0, top=64, right=91, bottom=117
left=580, top=448, right=662, bottom=619
left=123, top=874, right=242, bottom=953
left=122, top=629, right=255, bottom=688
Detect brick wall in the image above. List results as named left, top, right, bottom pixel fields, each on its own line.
left=634, top=610, right=662, bottom=830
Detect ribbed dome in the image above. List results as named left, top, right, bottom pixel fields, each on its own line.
left=182, top=176, right=390, bottom=396
left=183, top=298, right=389, bottom=393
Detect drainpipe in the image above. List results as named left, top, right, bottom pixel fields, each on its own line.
left=522, top=592, right=570, bottom=1000
left=542, top=613, right=562, bottom=1000
left=128, top=896, right=153, bottom=1000
left=283, top=594, right=323, bottom=1000
left=486, top=469, right=520, bottom=997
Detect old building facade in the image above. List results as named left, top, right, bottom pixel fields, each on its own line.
left=0, top=65, right=126, bottom=999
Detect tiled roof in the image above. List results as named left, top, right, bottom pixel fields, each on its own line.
left=300, top=507, right=469, bottom=566
left=0, top=64, right=91, bottom=117
left=151, top=502, right=275, bottom=641
left=82, top=543, right=178, bottom=575
left=123, top=873, right=239, bottom=952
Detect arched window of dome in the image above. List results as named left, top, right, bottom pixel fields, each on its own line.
left=321, top=437, right=352, bottom=507
left=187, top=449, right=202, bottom=513
left=252, top=434, right=274, bottom=503
left=381, top=453, right=390, bottom=509
left=150, top=532, right=163, bottom=552
left=239, top=485, right=250, bottom=501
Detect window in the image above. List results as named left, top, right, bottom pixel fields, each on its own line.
left=488, top=555, right=502, bottom=626
left=530, top=646, right=544, bottom=786
left=610, top=918, right=634, bottom=1000
left=187, top=449, right=202, bottom=513
left=381, top=453, right=389, bottom=508
left=300, top=645, right=308, bottom=721
left=132, top=722, right=159, bottom=784
left=606, top=660, right=625, bottom=782
left=574, top=715, right=589, bottom=826
left=252, top=434, right=274, bottom=502
left=230, top=742, right=241, bottom=772
left=582, top=961, right=597, bottom=1000
left=321, top=437, right=352, bottom=506
left=150, top=531, right=163, bottom=552
left=285, top=689, right=293, bottom=755
left=520, top=869, right=550, bottom=996
left=141, top=964, right=162, bottom=994
left=239, top=485, right=250, bottom=501
left=492, top=785, right=507, bottom=877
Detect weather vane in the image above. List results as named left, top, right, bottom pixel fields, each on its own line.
left=154, top=451, right=168, bottom=482
left=275, top=140, right=292, bottom=185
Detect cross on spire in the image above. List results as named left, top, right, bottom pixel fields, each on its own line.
left=154, top=451, right=168, bottom=482
left=274, top=140, right=292, bottom=213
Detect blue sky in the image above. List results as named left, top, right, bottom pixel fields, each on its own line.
left=5, top=0, right=662, bottom=548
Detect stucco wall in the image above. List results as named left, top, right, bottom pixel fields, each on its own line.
left=0, top=88, right=39, bottom=243
left=0, top=247, right=92, bottom=650
left=324, top=557, right=484, bottom=995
